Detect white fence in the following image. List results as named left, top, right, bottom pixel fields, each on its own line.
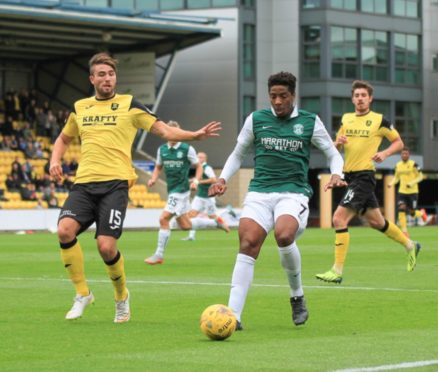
left=0, top=208, right=240, bottom=232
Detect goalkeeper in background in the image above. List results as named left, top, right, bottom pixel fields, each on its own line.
left=388, top=147, right=427, bottom=238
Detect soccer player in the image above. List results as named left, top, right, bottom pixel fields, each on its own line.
left=50, top=52, right=221, bottom=323
left=209, top=72, right=346, bottom=329
left=145, top=122, right=226, bottom=264
left=182, top=151, right=230, bottom=241
left=388, top=147, right=427, bottom=237
left=316, top=80, right=421, bottom=284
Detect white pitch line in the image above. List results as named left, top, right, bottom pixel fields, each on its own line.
left=332, top=359, right=438, bottom=371
left=2, top=276, right=438, bottom=294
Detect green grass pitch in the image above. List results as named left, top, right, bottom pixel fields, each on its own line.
left=1, top=226, right=437, bottom=371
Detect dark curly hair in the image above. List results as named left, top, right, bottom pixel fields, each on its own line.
left=268, top=72, right=297, bottom=94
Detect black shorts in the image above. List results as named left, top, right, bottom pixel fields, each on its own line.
left=59, top=180, right=129, bottom=239
left=339, top=171, right=380, bottom=215
left=398, top=193, right=418, bottom=212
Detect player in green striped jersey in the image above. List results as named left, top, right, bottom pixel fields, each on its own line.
left=209, top=72, right=346, bottom=330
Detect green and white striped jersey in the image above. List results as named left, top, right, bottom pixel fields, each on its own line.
left=156, top=142, right=198, bottom=194
left=197, top=162, right=216, bottom=198
left=220, top=106, right=343, bottom=197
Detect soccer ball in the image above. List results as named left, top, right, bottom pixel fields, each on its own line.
left=200, top=304, right=237, bottom=341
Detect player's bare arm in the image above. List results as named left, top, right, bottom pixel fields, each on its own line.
left=150, top=120, right=222, bottom=141
left=372, top=136, right=404, bottom=163
left=208, top=178, right=227, bottom=196
left=190, top=162, right=203, bottom=191
left=50, top=132, right=73, bottom=181
left=147, top=164, right=162, bottom=187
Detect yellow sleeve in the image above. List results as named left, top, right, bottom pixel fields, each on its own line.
left=132, top=110, right=157, bottom=131
left=379, top=116, right=399, bottom=142
left=62, top=112, right=79, bottom=138
left=391, top=165, right=400, bottom=186
left=129, top=97, right=157, bottom=131
left=408, top=166, right=424, bottom=187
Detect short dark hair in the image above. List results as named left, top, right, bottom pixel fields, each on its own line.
left=268, top=72, right=297, bottom=94
left=402, top=147, right=410, bottom=152
left=89, top=52, right=118, bottom=74
left=351, top=80, right=374, bottom=96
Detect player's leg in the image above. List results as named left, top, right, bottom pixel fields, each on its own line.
left=397, top=195, right=409, bottom=236
left=365, top=208, right=421, bottom=272
left=316, top=205, right=355, bottom=283
left=228, top=192, right=271, bottom=329
left=96, top=180, right=130, bottom=322
left=274, top=193, right=310, bottom=325
left=58, top=186, right=95, bottom=320
left=229, top=218, right=266, bottom=330
left=207, top=197, right=230, bottom=233
left=145, top=210, right=173, bottom=264
left=188, top=197, right=219, bottom=232
left=182, top=209, right=198, bottom=241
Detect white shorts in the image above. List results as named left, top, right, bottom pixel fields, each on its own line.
left=241, top=191, right=310, bottom=237
left=191, top=196, right=217, bottom=216
left=164, top=191, right=191, bottom=217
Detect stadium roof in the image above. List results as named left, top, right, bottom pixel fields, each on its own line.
left=0, top=0, right=222, bottom=62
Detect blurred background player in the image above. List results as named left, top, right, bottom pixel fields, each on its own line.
left=145, top=122, right=224, bottom=264
left=316, top=80, right=421, bottom=284
left=209, top=71, right=346, bottom=330
left=182, top=151, right=230, bottom=241
left=388, top=147, right=427, bottom=237
left=51, top=53, right=221, bottom=323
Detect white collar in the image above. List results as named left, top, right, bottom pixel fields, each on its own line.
left=167, top=142, right=181, bottom=149
left=270, top=105, right=299, bottom=119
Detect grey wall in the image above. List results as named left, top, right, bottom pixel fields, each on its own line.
left=256, top=0, right=300, bottom=109
left=422, top=1, right=438, bottom=170
left=143, top=8, right=240, bottom=168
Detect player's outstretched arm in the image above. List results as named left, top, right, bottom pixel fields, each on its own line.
left=150, top=120, right=221, bottom=142
left=50, top=133, right=73, bottom=182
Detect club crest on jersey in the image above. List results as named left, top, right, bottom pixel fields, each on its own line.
left=111, top=103, right=119, bottom=111
left=177, top=151, right=183, bottom=159
left=293, top=124, right=304, bottom=135
left=366, top=120, right=372, bottom=127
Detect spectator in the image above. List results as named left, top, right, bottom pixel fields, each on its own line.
left=20, top=183, right=38, bottom=201
left=35, top=108, right=47, bottom=136
left=60, top=160, right=69, bottom=175
left=5, top=174, right=21, bottom=192
left=0, top=135, right=13, bottom=151
left=11, top=161, right=24, bottom=181
left=45, top=110, right=58, bottom=138
left=25, top=99, right=37, bottom=127
left=24, top=141, right=38, bottom=159
left=68, top=157, right=78, bottom=176
left=46, top=190, right=59, bottom=209
left=1, top=115, right=14, bottom=136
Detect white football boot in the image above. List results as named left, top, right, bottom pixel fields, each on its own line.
left=114, top=290, right=130, bottom=323
left=65, top=292, right=95, bottom=320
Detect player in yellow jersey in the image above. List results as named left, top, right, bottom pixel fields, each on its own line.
left=50, top=52, right=221, bottom=322
left=388, top=147, right=427, bottom=237
left=316, top=80, right=421, bottom=284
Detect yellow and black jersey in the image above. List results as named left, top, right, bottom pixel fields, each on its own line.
left=393, top=159, right=422, bottom=194
left=62, top=94, right=156, bottom=184
left=337, top=111, right=400, bottom=173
